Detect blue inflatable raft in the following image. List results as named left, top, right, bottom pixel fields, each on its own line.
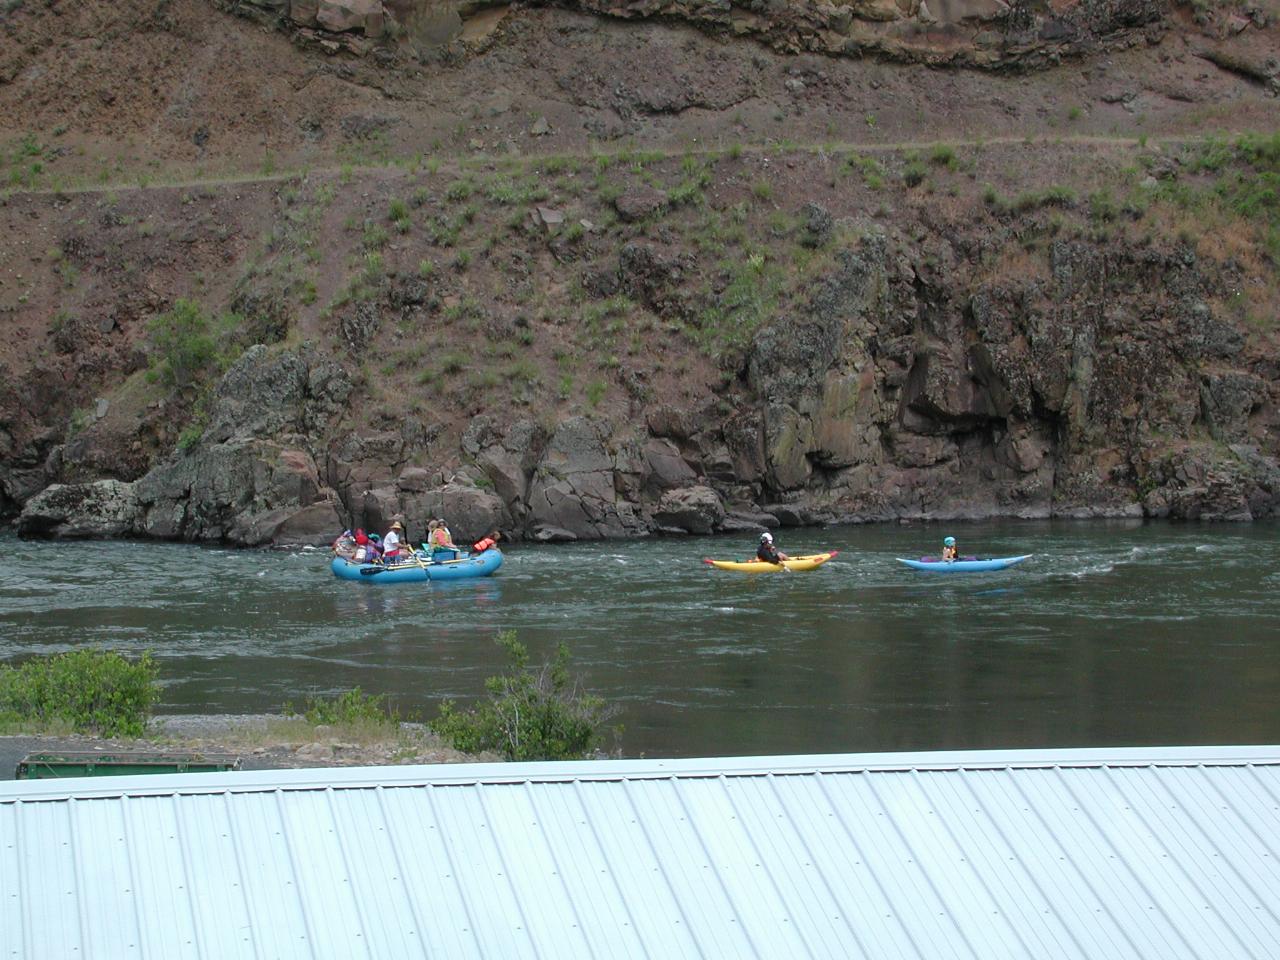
left=897, top=554, right=1032, bottom=573
left=331, top=549, right=503, bottom=583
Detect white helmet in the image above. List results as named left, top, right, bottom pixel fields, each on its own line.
left=760, top=531, right=773, bottom=542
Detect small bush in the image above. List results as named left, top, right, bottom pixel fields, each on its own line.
left=444, top=178, right=476, bottom=202
left=1088, top=189, right=1119, bottom=222
left=0, top=650, right=159, bottom=737
left=439, top=352, right=468, bottom=375
left=284, top=687, right=396, bottom=727
left=148, top=299, right=230, bottom=388
left=177, top=424, right=203, bottom=452
left=585, top=380, right=607, bottom=407
left=928, top=144, right=956, bottom=168
left=902, top=161, right=927, bottom=187
left=430, top=632, right=616, bottom=761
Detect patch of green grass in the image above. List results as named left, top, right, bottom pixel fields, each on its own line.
left=469, top=369, right=500, bottom=392
left=439, top=352, right=468, bottom=375
left=839, top=153, right=885, bottom=190
left=506, top=357, right=540, bottom=385
left=362, top=223, right=389, bottom=250
left=928, top=144, right=956, bottom=168
left=445, top=177, right=477, bottom=202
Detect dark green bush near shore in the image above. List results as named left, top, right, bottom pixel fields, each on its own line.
left=0, top=650, right=159, bottom=737
left=431, top=632, right=617, bottom=761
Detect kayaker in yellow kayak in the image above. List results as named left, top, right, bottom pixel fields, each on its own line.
left=756, top=532, right=790, bottom=564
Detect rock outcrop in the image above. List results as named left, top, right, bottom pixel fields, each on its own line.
left=18, top=480, right=142, bottom=539
left=217, top=0, right=1170, bottom=67
left=18, top=222, right=1280, bottom=545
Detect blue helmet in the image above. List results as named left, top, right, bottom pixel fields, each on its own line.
left=944, top=536, right=956, bottom=546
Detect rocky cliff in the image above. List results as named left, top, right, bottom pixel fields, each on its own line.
left=218, top=0, right=1170, bottom=68
left=2, top=0, right=1277, bottom=545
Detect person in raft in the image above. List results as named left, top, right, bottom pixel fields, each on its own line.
left=353, top=528, right=381, bottom=563
left=756, top=531, right=789, bottom=564
left=942, top=535, right=959, bottom=561
left=428, top=518, right=456, bottom=552
left=472, top=529, right=501, bottom=553
left=382, top=521, right=405, bottom=562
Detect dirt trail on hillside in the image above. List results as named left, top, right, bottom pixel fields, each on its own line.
left=2, top=2, right=1277, bottom=189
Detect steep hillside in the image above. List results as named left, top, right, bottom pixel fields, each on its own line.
left=1, top=0, right=1278, bottom=544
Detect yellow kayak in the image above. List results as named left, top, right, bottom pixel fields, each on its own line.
left=703, top=551, right=838, bottom=573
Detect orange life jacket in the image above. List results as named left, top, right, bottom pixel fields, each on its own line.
left=472, top=537, right=496, bottom=553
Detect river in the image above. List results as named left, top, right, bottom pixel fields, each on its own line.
left=1, top=520, right=1277, bottom=759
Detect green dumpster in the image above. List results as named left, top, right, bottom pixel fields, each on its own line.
left=15, top=751, right=242, bottom=780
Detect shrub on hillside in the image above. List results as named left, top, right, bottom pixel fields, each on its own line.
left=147, top=298, right=238, bottom=388
left=0, top=649, right=159, bottom=737
left=430, top=632, right=617, bottom=761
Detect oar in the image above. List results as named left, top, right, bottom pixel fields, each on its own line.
left=407, top=549, right=432, bottom=576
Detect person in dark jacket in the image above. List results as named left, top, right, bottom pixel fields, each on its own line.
left=756, top=531, right=789, bottom=564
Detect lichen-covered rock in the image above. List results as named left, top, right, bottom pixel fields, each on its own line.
left=204, top=345, right=309, bottom=444
left=18, top=480, right=140, bottom=539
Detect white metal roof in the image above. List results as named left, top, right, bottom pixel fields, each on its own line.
left=3, top=746, right=1280, bottom=959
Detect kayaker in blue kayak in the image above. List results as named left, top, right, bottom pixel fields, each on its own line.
left=942, top=536, right=959, bottom=561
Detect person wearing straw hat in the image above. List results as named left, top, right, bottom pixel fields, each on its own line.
left=382, top=520, right=405, bottom=562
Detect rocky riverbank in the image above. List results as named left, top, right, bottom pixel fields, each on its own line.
left=0, top=715, right=491, bottom=781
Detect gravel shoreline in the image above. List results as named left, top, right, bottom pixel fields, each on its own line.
left=1, top=714, right=487, bottom=781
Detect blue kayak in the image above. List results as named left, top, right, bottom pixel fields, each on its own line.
left=331, top=549, right=503, bottom=583
left=897, top=555, right=1032, bottom=573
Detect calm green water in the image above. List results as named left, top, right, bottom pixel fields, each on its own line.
left=2, top=521, right=1278, bottom=758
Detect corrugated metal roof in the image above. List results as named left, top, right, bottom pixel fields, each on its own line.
left=3, top=746, right=1280, bottom=959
